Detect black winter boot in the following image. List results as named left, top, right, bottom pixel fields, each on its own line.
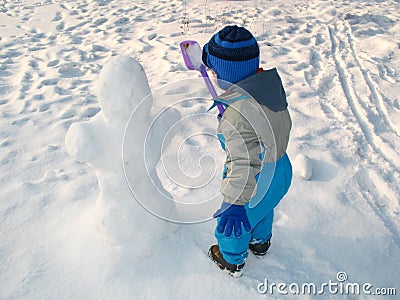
left=249, top=239, right=271, bottom=257
left=208, top=245, right=245, bottom=277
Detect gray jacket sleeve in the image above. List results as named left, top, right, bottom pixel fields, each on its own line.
left=217, top=105, right=263, bottom=206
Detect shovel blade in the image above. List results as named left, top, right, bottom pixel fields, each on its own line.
left=180, top=40, right=204, bottom=71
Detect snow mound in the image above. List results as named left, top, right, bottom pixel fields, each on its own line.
left=65, top=56, right=178, bottom=248
left=294, top=154, right=313, bottom=180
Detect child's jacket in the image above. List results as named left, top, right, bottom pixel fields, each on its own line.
left=214, top=68, right=292, bottom=206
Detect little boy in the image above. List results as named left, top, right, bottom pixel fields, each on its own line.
left=203, top=25, right=292, bottom=277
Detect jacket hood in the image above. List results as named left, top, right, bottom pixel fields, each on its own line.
left=229, top=68, right=288, bottom=113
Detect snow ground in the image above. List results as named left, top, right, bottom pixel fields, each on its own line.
left=0, top=0, right=399, bottom=299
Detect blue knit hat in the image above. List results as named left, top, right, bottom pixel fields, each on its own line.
left=202, top=25, right=260, bottom=89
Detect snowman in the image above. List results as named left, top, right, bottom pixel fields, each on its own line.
left=65, top=56, right=179, bottom=251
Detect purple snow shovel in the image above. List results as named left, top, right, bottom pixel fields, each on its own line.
left=180, top=40, right=225, bottom=115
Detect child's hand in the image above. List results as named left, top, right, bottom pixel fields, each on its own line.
left=213, top=202, right=251, bottom=237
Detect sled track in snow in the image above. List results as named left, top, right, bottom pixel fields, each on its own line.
left=329, top=23, right=400, bottom=245
left=356, top=169, right=400, bottom=248
left=345, top=23, right=400, bottom=139
left=328, top=24, right=400, bottom=171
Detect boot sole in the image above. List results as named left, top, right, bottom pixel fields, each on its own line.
left=251, top=250, right=268, bottom=258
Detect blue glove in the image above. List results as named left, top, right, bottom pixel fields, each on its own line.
left=213, top=202, right=251, bottom=237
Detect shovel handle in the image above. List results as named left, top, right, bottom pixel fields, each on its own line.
left=200, top=65, right=225, bottom=115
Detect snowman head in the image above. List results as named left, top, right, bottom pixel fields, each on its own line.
left=96, top=56, right=152, bottom=122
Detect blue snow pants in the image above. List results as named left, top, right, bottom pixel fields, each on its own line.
left=215, top=153, right=292, bottom=265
